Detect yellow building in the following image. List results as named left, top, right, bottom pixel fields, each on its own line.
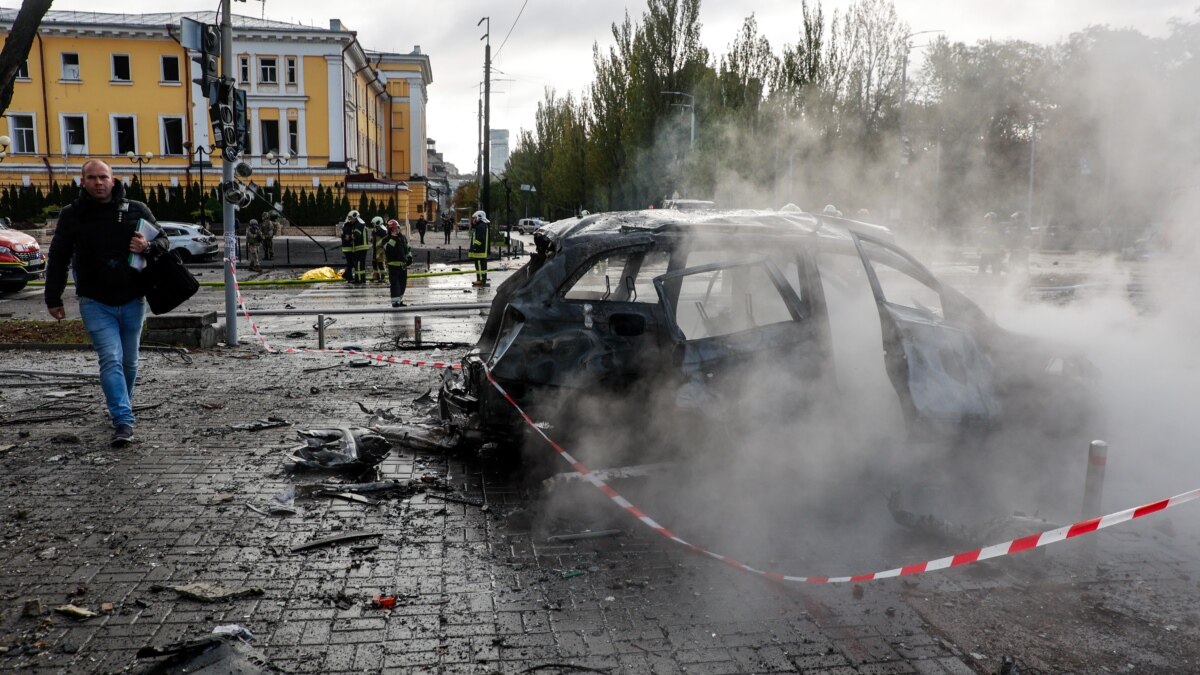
left=0, top=9, right=433, bottom=220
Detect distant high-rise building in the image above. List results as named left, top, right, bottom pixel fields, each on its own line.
left=489, top=129, right=509, bottom=175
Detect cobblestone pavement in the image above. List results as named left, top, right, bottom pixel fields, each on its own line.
left=2, top=257, right=1199, bottom=674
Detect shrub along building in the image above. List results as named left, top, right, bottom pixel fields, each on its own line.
left=0, top=9, right=435, bottom=229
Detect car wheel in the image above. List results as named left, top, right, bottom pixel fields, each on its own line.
left=0, top=280, right=27, bottom=293
left=173, top=248, right=193, bottom=263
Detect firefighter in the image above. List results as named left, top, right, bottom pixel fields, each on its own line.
left=468, top=210, right=491, bottom=287
left=260, top=211, right=276, bottom=260
left=340, top=210, right=366, bottom=285
left=383, top=218, right=413, bottom=307
left=370, top=216, right=388, bottom=282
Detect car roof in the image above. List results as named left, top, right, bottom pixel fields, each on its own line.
left=539, top=208, right=893, bottom=245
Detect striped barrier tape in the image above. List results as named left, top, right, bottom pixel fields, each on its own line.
left=484, top=369, right=1199, bottom=583
left=231, top=266, right=460, bottom=370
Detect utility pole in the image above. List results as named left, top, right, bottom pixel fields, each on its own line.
left=479, top=17, right=491, bottom=215
left=220, top=1, right=237, bottom=345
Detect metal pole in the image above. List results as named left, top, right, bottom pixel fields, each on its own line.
left=317, top=314, right=326, bottom=350
left=1082, top=440, right=1107, bottom=518
left=414, top=316, right=422, bottom=348
left=481, top=18, right=491, bottom=213
left=220, top=0, right=238, bottom=345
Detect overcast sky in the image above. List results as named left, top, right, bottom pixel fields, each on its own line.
left=34, top=0, right=1199, bottom=172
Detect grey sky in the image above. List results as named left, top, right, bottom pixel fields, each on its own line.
left=35, top=0, right=1198, bottom=172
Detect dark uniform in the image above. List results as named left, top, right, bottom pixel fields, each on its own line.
left=468, top=211, right=491, bottom=286
left=383, top=222, right=413, bottom=306
left=341, top=213, right=368, bottom=285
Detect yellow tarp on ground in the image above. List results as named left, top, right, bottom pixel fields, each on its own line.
left=298, top=266, right=344, bottom=281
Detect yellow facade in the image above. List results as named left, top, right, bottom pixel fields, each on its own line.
left=0, top=10, right=433, bottom=207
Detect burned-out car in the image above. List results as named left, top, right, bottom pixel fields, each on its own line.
left=439, top=208, right=1093, bottom=453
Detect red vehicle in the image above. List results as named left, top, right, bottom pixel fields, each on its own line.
left=0, top=218, right=44, bottom=293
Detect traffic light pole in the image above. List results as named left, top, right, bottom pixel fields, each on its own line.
left=220, top=1, right=238, bottom=345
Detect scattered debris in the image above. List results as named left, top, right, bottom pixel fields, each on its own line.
left=373, top=423, right=459, bottom=452
left=318, top=491, right=377, bottom=506
left=561, top=570, right=586, bottom=579
left=22, top=599, right=43, bottom=618
left=167, top=583, right=266, bottom=603
left=289, top=530, right=379, bottom=553
left=136, top=633, right=281, bottom=673
left=100, top=602, right=114, bottom=614
left=372, top=594, right=398, bottom=609
left=286, top=427, right=390, bottom=471
left=49, top=433, right=81, bottom=444
left=212, top=624, right=255, bottom=641
left=888, top=489, right=1060, bottom=548
left=199, top=402, right=225, bottom=410
left=546, top=529, right=622, bottom=543
left=245, top=503, right=269, bottom=516
left=356, top=401, right=400, bottom=423
left=37, top=547, right=58, bottom=560
left=268, top=487, right=300, bottom=516
left=230, top=417, right=290, bottom=432
left=426, top=493, right=487, bottom=509
left=54, top=604, right=98, bottom=619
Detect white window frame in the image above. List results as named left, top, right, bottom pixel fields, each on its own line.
left=110, top=53, right=132, bottom=83
left=59, top=113, right=88, bottom=156
left=238, top=56, right=249, bottom=83
left=159, top=115, right=186, bottom=156
left=15, top=60, right=29, bottom=80
left=259, top=118, right=281, bottom=155
left=61, top=52, right=80, bottom=81
left=285, top=56, right=298, bottom=85
left=287, top=119, right=299, bottom=155
left=258, top=57, right=277, bottom=84
left=160, top=55, right=181, bottom=84
left=7, top=112, right=37, bottom=153
left=110, top=114, right=139, bottom=156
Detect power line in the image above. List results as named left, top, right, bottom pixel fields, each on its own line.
left=492, top=0, right=529, bottom=61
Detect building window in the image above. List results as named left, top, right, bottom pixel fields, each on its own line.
left=238, top=56, right=249, bottom=83
left=161, top=55, right=180, bottom=83
left=259, top=57, right=277, bottom=84
left=16, top=60, right=29, bottom=79
left=259, top=119, right=280, bottom=154
left=62, top=115, right=86, bottom=154
left=113, top=116, right=136, bottom=155
left=8, top=114, right=35, bottom=153
left=61, top=53, right=80, bottom=81
left=162, top=117, right=185, bottom=155
left=285, top=56, right=297, bottom=85
left=287, top=119, right=299, bottom=155
left=111, top=54, right=131, bottom=82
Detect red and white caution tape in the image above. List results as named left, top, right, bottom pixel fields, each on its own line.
left=230, top=265, right=460, bottom=370
left=485, top=370, right=1199, bottom=583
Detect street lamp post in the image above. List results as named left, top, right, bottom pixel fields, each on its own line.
left=265, top=150, right=295, bottom=208
left=184, top=142, right=213, bottom=227
left=0, top=135, right=10, bottom=163
left=126, top=150, right=154, bottom=196
left=661, top=91, right=695, bottom=148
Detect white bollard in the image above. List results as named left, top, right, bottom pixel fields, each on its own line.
left=1082, top=440, right=1107, bottom=518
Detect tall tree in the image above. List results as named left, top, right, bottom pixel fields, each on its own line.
left=0, top=0, right=53, bottom=117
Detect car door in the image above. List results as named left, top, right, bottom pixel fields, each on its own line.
left=850, top=233, right=999, bottom=428
left=491, top=245, right=673, bottom=390
left=653, top=255, right=830, bottom=414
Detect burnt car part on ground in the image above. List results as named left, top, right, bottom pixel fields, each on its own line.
left=439, top=208, right=1095, bottom=463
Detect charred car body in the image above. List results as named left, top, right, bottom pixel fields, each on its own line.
left=439, top=208, right=1093, bottom=453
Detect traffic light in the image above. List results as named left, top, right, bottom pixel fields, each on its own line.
left=191, top=23, right=220, bottom=92
left=209, top=80, right=246, bottom=160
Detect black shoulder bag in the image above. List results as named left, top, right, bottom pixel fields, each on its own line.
left=142, top=245, right=200, bottom=315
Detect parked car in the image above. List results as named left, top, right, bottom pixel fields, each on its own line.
left=439, top=207, right=1094, bottom=453
left=516, top=218, right=548, bottom=234
left=0, top=217, right=44, bottom=293
left=157, top=222, right=218, bottom=262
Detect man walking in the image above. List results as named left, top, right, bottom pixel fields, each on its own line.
left=415, top=216, right=427, bottom=245
left=442, top=214, right=452, bottom=244
left=383, top=219, right=413, bottom=307
left=468, top=210, right=491, bottom=287
left=45, top=159, right=167, bottom=447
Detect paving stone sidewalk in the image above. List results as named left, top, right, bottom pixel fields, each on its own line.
left=1, top=338, right=1197, bottom=674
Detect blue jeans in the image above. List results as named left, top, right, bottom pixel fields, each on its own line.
left=79, top=297, right=145, bottom=427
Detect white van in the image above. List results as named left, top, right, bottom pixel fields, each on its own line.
left=516, top=218, right=547, bottom=234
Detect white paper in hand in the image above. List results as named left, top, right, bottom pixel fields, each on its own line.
left=128, top=218, right=161, bottom=271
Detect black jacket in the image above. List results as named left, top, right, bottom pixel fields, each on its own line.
left=44, top=181, right=164, bottom=308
